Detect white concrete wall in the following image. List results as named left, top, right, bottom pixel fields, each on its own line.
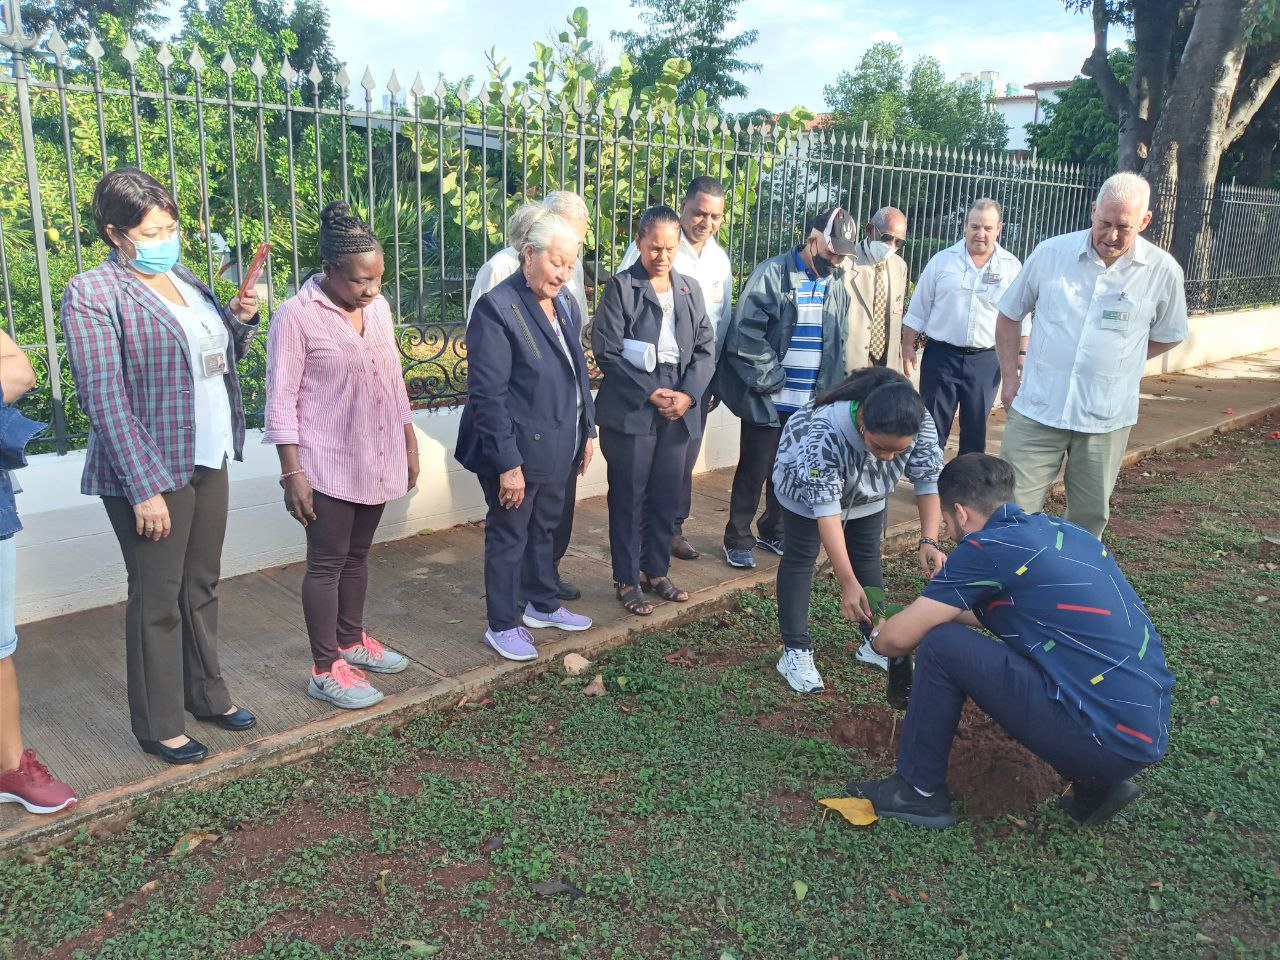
left=1143, top=305, right=1280, bottom=377
left=14, top=400, right=745, bottom=625
left=16, top=303, right=1280, bottom=624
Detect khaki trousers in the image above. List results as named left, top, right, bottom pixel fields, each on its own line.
left=103, top=464, right=233, bottom=741
left=999, top=408, right=1131, bottom=538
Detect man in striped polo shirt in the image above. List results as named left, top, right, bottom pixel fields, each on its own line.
left=716, top=209, right=860, bottom=568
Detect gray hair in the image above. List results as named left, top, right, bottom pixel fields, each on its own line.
left=543, top=190, right=589, bottom=226
left=520, top=207, right=579, bottom=261
left=506, top=201, right=546, bottom=250
left=967, top=197, right=1002, bottom=221
left=1096, top=172, right=1151, bottom=212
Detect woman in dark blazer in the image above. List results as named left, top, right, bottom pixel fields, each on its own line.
left=591, top=206, right=715, bottom=616
left=61, top=167, right=259, bottom=765
left=455, top=205, right=597, bottom=662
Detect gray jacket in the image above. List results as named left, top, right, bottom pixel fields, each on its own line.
left=716, top=247, right=852, bottom=427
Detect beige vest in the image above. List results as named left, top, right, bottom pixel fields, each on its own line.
left=842, top=245, right=908, bottom=374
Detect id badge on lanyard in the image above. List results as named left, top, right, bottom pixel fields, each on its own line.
left=198, top=320, right=229, bottom=379
left=1099, top=292, right=1132, bottom=332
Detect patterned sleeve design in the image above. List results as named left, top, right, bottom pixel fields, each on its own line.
left=905, top=410, right=944, bottom=496
left=772, top=405, right=847, bottom=517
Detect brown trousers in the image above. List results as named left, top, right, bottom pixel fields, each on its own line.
left=103, top=464, right=233, bottom=741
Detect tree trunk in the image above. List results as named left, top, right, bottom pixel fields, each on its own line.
left=1235, top=99, right=1279, bottom=186
left=1145, top=0, right=1252, bottom=272
left=1122, top=0, right=1185, bottom=168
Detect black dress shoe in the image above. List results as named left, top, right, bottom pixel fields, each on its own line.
left=137, top=737, right=210, bottom=765
left=193, top=707, right=257, bottom=731
left=671, top=534, right=700, bottom=561
left=555, top=574, right=582, bottom=601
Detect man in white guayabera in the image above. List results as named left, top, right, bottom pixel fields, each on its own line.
left=994, top=172, right=1188, bottom=538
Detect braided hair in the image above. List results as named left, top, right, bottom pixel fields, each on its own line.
left=318, top=200, right=380, bottom=266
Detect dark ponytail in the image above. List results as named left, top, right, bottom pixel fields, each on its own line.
left=815, top=367, right=924, bottom=437
left=318, top=200, right=379, bottom=266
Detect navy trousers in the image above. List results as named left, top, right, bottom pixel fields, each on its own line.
left=897, top=623, right=1147, bottom=794
left=919, top=340, right=1001, bottom=455
left=673, top=384, right=714, bottom=536
left=552, top=461, right=578, bottom=567
left=479, top=472, right=565, bottom=632
left=600, top=366, right=690, bottom=584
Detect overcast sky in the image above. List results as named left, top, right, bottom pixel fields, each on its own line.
left=161, top=0, right=1123, bottom=112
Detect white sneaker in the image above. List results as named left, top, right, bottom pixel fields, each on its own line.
left=777, top=648, right=825, bottom=693
left=855, top=638, right=889, bottom=672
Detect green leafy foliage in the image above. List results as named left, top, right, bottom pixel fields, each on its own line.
left=611, top=0, right=761, bottom=110
left=823, top=42, right=1009, bottom=150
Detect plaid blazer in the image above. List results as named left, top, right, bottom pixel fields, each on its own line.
left=61, top=255, right=259, bottom=504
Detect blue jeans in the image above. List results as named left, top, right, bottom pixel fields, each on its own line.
left=0, top=536, right=16, bottom=660
left=897, top=623, right=1147, bottom=793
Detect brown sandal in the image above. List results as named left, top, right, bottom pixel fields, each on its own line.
left=615, top=583, right=654, bottom=616
left=641, top=574, right=689, bottom=602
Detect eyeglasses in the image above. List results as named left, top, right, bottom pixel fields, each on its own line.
left=877, top=233, right=908, bottom=248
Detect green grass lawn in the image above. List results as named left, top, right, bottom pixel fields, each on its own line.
left=2, top=420, right=1278, bottom=960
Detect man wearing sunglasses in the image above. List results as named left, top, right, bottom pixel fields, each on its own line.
left=843, top=207, right=911, bottom=373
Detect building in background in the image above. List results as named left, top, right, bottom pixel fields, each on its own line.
left=975, top=75, right=1073, bottom=154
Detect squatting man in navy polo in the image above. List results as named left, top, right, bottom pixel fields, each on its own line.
left=842, top=453, right=1174, bottom=828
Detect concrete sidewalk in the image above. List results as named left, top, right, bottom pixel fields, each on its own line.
left=4, top=350, right=1278, bottom=851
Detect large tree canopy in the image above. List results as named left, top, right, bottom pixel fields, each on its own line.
left=1063, top=0, right=1280, bottom=267
left=823, top=42, right=1008, bottom=150
left=611, top=0, right=761, bottom=109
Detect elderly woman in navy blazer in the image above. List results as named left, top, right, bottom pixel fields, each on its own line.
left=61, top=167, right=259, bottom=766
left=455, top=205, right=597, bottom=662
left=591, top=205, right=715, bottom=617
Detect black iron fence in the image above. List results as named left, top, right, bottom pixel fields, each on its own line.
left=3, top=18, right=1279, bottom=454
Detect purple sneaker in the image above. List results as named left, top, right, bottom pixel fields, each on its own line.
left=484, top=626, right=539, bottom=661
left=522, top=603, right=593, bottom=632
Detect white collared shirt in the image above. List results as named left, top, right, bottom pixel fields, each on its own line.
left=903, top=240, right=1023, bottom=348
left=164, top=273, right=234, bottom=469
left=619, top=230, right=734, bottom=351
left=655, top=286, right=679, bottom=363
left=465, top=246, right=588, bottom=324
left=998, top=229, right=1188, bottom=434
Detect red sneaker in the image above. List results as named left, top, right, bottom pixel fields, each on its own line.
left=0, top=749, right=78, bottom=814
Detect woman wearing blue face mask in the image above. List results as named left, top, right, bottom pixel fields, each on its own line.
left=61, top=167, right=261, bottom=766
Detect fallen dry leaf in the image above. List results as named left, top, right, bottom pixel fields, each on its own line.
left=563, top=653, right=592, bottom=676
left=817, top=796, right=879, bottom=826
left=885, top=885, right=912, bottom=904
left=137, top=880, right=158, bottom=895
left=445, top=618, right=462, bottom=624
left=455, top=694, right=470, bottom=709
left=526, top=693, right=547, bottom=704
left=374, top=868, right=390, bottom=895
left=532, top=880, right=585, bottom=900
left=168, top=830, right=221, bottom=857
left=583, top=674, right=607, bottom=697
left=664, top=647, right=697, bottom=667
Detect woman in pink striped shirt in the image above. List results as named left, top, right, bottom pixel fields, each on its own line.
left=264, top=202, right=418, bottom=709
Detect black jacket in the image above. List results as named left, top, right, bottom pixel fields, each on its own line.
left=590, top=262, right=715, bottom=438
left=455, top=271, right=596, bottom=483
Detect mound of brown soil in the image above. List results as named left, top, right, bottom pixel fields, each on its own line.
left=830, top=702, right=1062, bottom=820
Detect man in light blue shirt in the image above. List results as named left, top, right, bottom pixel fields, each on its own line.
left=994, top=172, right=1187, bottom=537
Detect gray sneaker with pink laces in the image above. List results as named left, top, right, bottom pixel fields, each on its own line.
left=339, top=633, right=408, bottom=673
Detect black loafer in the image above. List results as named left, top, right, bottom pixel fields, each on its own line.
left=671, top=534, right=700, bottom=561
left=193, top=707, right=257, bottom=731
left=555, top=574, right=582, bottom=602
left=1059, top=779, right=1142, bottom=825
left=137, top=737, right=209, bottom=765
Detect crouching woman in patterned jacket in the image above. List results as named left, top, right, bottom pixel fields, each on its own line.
left=771, top=366, right=946, bottom=695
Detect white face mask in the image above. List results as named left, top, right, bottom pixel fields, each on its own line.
left=866, top=240, right=894, bottom=263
